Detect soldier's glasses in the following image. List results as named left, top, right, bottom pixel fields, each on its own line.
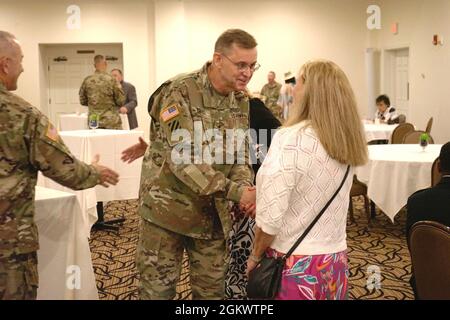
left=222, top=54, right=261, bottom=72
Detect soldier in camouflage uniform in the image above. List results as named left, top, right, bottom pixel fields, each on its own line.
left=122, top=29, right=259, bottom=300
left=260, top=71, right=282, bottom=122
left=79, top=55, right=125, bottom=129
left=0, top=31, right=119, bottom=300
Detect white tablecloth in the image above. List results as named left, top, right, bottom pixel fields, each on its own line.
left=38, top=129, right=144, bottom=234
left=59, top=113, right=88, bottom=131
left=363, top=123, right=398, bottom=142
left=59, top=113, right=130, bottom=131
left=355, top=144, right=442, bottom=221
left=35, top=186, right=98, bottom=300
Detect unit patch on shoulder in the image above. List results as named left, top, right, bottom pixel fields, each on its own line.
left=168, top=120, right=181, bottom=132
left=160, top=104, right=180, bottom=122
left=46, top=123, right=59, bottom=142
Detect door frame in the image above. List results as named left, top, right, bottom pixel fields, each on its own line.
left=39, top=43, right=123, bottom=124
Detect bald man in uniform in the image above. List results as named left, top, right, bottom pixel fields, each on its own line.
left=0, top=31, right=119, bottom=300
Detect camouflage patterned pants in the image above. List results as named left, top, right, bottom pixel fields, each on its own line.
left=0, top=252, right=38, bottom=300
left=136, top=219, right=228, bottom=300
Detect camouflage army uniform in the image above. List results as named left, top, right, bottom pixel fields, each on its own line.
left=260, top=82, right=282, bottom=121
left=79, top=70, right=125, bottom=129
left=137, top=62, right=254, bottom=300
left=0, top=82, right=100, bottom=299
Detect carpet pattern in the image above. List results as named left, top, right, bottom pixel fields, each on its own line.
left=89, top=197, right=414, bottom=300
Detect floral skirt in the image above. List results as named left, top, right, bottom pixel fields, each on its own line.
left=267, top=249, right=349, bottom=300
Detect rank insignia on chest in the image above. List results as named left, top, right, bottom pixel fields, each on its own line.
left=160, top=104, right=180, bottom=122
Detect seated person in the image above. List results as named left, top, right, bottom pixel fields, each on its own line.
left=375, top=94, right=397, bottom=123
left=406, top=141, right=450, bottom=297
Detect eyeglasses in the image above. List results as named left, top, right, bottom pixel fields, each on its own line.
left=222, top=54, right=261, bottom=72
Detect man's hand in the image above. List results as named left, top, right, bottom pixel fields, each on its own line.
left=121, top=137, right=148, bottom=163
left=119, top=107, right=128, bottom=114
left=239, top=186, right=256, bottom=218
left=91, top=154, right=120, bottom=188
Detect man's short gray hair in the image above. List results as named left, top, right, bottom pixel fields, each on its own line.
left=214, top=29, right=257, bottom=54
left=0, top=31, right=17, bottom=57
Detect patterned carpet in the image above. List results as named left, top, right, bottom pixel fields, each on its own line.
left=89, top=197, right=414, bottom=300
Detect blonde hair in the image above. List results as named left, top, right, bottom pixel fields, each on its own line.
left=285, top=60, right=368, bottom=166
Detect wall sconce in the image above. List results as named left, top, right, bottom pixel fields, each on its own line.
left=433, top=34, right=444, bottom=46
left=391, top=23, right=398, bottom=35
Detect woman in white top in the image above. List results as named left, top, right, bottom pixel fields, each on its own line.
left=375, top=94, right=397, bottom=123
left=246, top=60, right=368, bottom=300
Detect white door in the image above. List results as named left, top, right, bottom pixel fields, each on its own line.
left=44, top=44, right=123, bottom=125
left=48, top=57, right=90, bottom=125
left=394, top=49, right=409, bottom=117
left=106, top=60, right=122, bottom=74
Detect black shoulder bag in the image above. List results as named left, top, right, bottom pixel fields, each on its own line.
left=247, top=165, right=350, bottom=299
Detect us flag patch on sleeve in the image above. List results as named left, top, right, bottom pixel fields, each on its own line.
left=160, top=104, right=180, bottom=122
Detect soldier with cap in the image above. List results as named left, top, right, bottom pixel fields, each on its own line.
left=79, top=54, right=125, bottom=129
left=0, top=31, right=119, bottom=300
left=122, top=28, right=259, bottom=300
left=260, top=71, right=282, bottom=121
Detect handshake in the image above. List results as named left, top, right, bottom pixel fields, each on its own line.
left=121, top=137, right=258, bottom=218
left=238, top=186, right=257, bottom=219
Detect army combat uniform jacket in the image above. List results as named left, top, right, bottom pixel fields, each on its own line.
left=260, top=82, right=282, bottom=120
left=79, top=70, right=125, bottom=129
left=0, top=83, right=100, bottom=259
left=139, top=62, right=254, bottom=240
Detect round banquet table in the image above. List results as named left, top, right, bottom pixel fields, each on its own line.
left=363, top=123, right=398, bottom=142
left=355, top=144, right=442, bottom=221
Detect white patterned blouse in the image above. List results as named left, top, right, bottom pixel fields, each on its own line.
left=255, top=121, right=353, bottom=256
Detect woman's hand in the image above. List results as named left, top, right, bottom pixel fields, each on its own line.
left=242, top=203, right=256, bottom=219
left=246, top=258, right=259, bottom=277
left=239, top=186, right=256, bottom=218
left=247, top=226, right=276, bottom=276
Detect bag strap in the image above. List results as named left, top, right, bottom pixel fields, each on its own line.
left=283, top=165, right=351, bottom=260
